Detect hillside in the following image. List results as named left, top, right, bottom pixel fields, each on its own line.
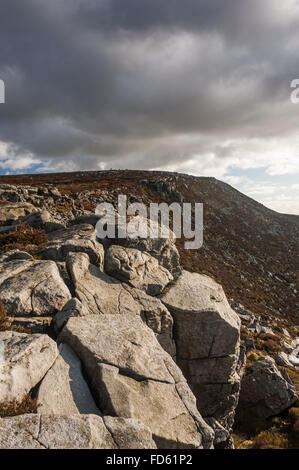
left=1, top=170, right=297, bottom=326
left=0, top=169, right=298, bottom=450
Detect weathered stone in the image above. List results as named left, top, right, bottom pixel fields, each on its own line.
left=238, top=356, right=298, bottom=419
left=41, top=224, right=104, bottom=267
left=0, top=258, right=71, bottom=316
left=37, top=343, right=100, bottom=416
left=58, top=315, right=214, bottom=449
left=23, top=210, right=65, bottom=232
left=0, top=250, right=33, bottom=263
left=105, top=245, right=173, bottom=295
left=0, top=202, right=36, bottom=226
left=66, top=253, right=175, bottom=356
left=160, top=270, right=242, bottom=431
left=161, top=271, right=240, bottom=359
left=274, top=352, right=293, bottom=368
left=70, top=214, right=101, bottom=227
left=205, top=418, right=230, bottom=447
left=0, top=331, right=58, bottom=406
left=96, top=215, right=181, bottom=279
left=103, top=416, right=157, bottom=449
left=0, top=414, right=156, bottom=449
left=8, top=316, right=53, bottom=334
left=54, top=298, right=89, bottom=333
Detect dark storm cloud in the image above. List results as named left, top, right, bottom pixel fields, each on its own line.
left=0, top=0, right=299, bottom=171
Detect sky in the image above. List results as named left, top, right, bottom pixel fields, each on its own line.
left=0, top=0, right=299, bottom=214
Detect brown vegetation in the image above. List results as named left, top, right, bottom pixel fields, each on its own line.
left=0, top=223, right=47, bottom=254
left=0, top=395, right=37, bottom=418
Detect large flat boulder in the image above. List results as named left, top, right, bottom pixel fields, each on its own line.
left=58, top=315, right=214, bottom=449
left=0, top=414, right=156, bottom=449
left=22, top=210, right=65, bottom=233
left=37, top=343, right=100, bottom=416
left=41, top=224, right=104, bottom=267
left=66, top=253, right=175, bottom=357
left=160, top=270, right=242, bottom=432
left=0, top=331, right=58, bottom=407
left=238, top=356, right=298, bottom=419
left=0, top=202, right=36, bottom=226
left=0, top=258, right=71, bottom=316
left=105, top=245, right=173, bottom=295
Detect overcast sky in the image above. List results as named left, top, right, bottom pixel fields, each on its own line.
left=0, top=0, right=299, bottom=214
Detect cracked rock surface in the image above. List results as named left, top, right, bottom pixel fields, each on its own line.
left=0, top=414, right=156, bottom=449
left=0, top=257, right=71, bottom=316
left=67, top=252, right=176, bottom=357
left=0, top=331, right=58, bottom=406
left=58, top=314, right=214, bottom=449
left=105, top=244, right=173, bottom=295
left=41, top=224, right=104, bottom=267
left=37, top=343, right=101, bottom=416
left=238, top=356, right=298, bottom=419
left=160, top=270, right=242, bottom=432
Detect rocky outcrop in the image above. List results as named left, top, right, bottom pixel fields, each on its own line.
left=53, top=298, right=89, bottom=333
left=0, top=249, right=33, bottom=263
left=274, top=352, right=293, bottom=368
left=0, top=257, right=71, bottom=316
left=58, top=315, right=214, bottom=449
left=8, top=317, right=53, bottom=334
left=41, top=224, right=104, bottom=267
left=103, top=416, right=157, bottom=449
left=105, top=245, right=173, bottom=295
left=96, top=216, right=182, bottom=279
left=0, top=414, right=156, bottom=449
left=0, top=202, right=36, bottom=226
left=238, top=356, right=298, bottom=419
left=0, top=331, right=58, bottom=407
left=160, top=270, right=242, bottom=432
left=66, top=252, right=175, bottom=356
left=37, top=343, right=100, bottom=416
left=22, top=210, right=65, bottom=233
left=1, top=174, right=295, bottom=449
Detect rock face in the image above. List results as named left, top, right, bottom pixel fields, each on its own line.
left=67, top=253, right=176, bottom=357
left=0, top=331, right=58, bottom=406
left=274, top=352, right=293, bottom=368
left=96, top=216, right=182, bottom=279
left=160, top=270, right=242, bottom=431
left=41, top=224, right=104, bottom=267
left=53, top=298, right=89, bottom=333
left=0, top=250, right=33, bottom=263
left=238, top=356, right=298, bottom=419
left=103, top=416, right=157, bottom=449
left=58, top=315, right=214, bottom=449
left=0, top=202, right=36, bottom=226
left=0, top=257, right=71, bottom=316
left=22, top=210, right=65, bottom=233
left=0, top=414, right=156, bottom=449
left=105, top=245, right=173, bottom=295
left=37, top=343, right=100, bottom=416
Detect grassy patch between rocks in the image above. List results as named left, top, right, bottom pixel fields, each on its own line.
left=0, top=223, right=47, bottom=255
left=233, top=399, right=299, bottom=449
left=0, top=395, right=37, bottom=418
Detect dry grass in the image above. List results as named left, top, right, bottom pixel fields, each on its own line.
left=0, top=301, right=31, bottom=334
left=253, top=430, right=289, bottom=449
left=0, top=223, right=47, bottom=254
left=0, top=395, right=37, bottom=418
